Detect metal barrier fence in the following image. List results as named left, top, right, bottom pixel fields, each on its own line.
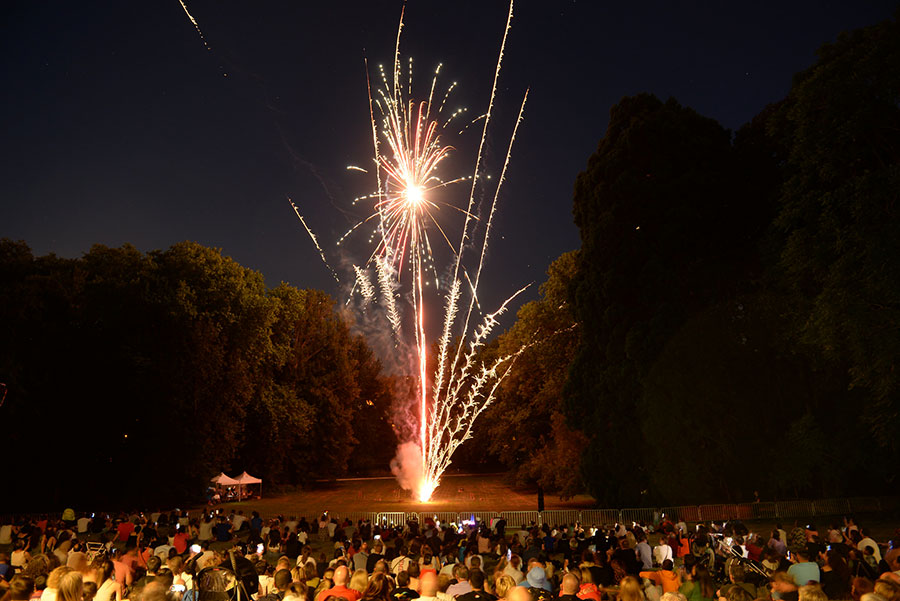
left=540, top=509, right=581, bottom=526
left=500, top=511, right=541, bottom=528
left=621, top=507, right=657, bottom=525
left=581, top=509, right=619, bottom=526
left=425, top=511, right=461, bottom=525
left=774, top=499, right=816, bottom=519
left=375, top=512, right=406, bottom=526
left=813, top=499, right=851, bottom=517
left=660, top=506, right=701, bottom=523
left=849, top=497, right=882, bottom=513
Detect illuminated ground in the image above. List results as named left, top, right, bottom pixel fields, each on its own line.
left=211, top=473, right=596, bottom=519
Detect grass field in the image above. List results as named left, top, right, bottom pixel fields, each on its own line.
left=205, top=473, right=595, bottom=519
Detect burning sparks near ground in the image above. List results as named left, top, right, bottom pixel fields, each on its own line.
left=294, top=1, right=530, bottom=503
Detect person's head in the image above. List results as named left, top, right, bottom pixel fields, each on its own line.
left=373, top=540, right=384, bottom=554
left=470, top=556, right=482, bottom=570
left=507, top=587, right=534, bottom=601
left=874, top=580, right=900, bottom=601
left=723, top=587, right=754, bottom=601
left=167, top=556, right=184, bottom=574
left=494, top=575, right=516, bottom=600
left=302, top=562, right=317, bottom=581
left=142, top=581, right=167, bottom=601
left=362, top=573, right=394, bottom=601
left=771, top=572, right=798, bottom=595
left=58, top=571, right=84, bottom=601
left=561, top=573, right=579, bottom=595
left=7, top=575, right=35, bottom=601
left=660, top=594, right=687, bottom=601
left=662, top=560, right=673, bottom=572
left=618, top=576, right=644, bottom=601
left=284, top=582, right=308, bottom=601
left=146, top=555, right=162, bottom=574
left=47, top=566, right=74, bottom=589
left=469, top=569, right=485, bottom=591
left=407, top=562, right=420, bottom=579
left=273, top=569, right=292, bottom=592
left=82, top=580, right=98, bottom=601
left=455, top=565, right=469, bottom=581
left=333, top=565, right=350, bottom=587
left=396, top=571, right=411, bottom=588
left=420, top=572, right=439, bottom=597
left=798, top=585, right=828, bottom=601
left=92, top=558, right=113, bottom=586
left=729, top=564, right=746, bottom=583
left=349, top=570, right=368, bottom=594
left=852, top=578, right=875, bottom=601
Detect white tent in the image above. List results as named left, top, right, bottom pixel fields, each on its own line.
left=210, top=472, right=240, bottom=486
left=234, top=471, right=262, bottom=499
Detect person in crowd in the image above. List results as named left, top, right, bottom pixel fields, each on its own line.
left=455, top=569, right=494, bottom=601
left=361, top=574, right=395, bottom=601
left=492, top=576, right=516, bottom=601
left=57, top=572, right=83, bottom=601
left=4, top=576, right=35, bottom=601
left=89, top=559, right=121, bottom=601
left=620, top=576, right=646, bottom=601
left=316, top=566, right=361, bottom=601
left=641, top=560, right=681, bottom=595
left=446, top=566, right=472, bottom=598
left=263, top=569, right=293, bottom=601
left=787, top=549, right=819, bottom=587
left=417, top=572, right=441, bottom=601
left=679, top=564, right=715, bottom=601
left=391, top=571, right=419, bottom=601
left=349, top=570, right=368, bottom=596
left=654, top=537, right=673, bottom=567
left=797, top=584, right=827, bottom=601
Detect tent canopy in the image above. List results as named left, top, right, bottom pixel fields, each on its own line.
left=210, top=472, right=239, bottom=486
left=234, top=471, right=262, bottom=484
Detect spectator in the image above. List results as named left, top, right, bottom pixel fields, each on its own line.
left=316, top=566, right=361, bottom=601
left=361, top=574, right=395, bottom=601
left=787, top=550, right=820, bottom=588
left=418, top=573, right=441, bottom=601
left=641, top=560, right=681, bottom=595
left=57, top=572, right=83, bottom=601
left=797, top=585, right=827, bottom=601
left=858, top=531, right=882, bottom=564
left=503, top=557, right=524, bottom=585
left=349, top=570, right=368, bottom=596
left=263, top=569, right=293, bottom=601
left=392, top=572, right=420, bottom=601
left=820, top=549, right=851, bottom=600
left=447, top=566, right=472, bottom=598
left=42, top=567, right=73, bottom=601
left=635, top=534, right=653, bottom=571
left=619, top=576, right=645, bottom=601
left=679, top=564, right=715, bottom=601
left=5, top=576, right=35, bottom=601
left=558, top=574, right=580, bottom=601
left=455, top=570, right=494, bottom=601
left=654, top=538, right=673, bottom=567
left=91, top=558, right=122, bottom=601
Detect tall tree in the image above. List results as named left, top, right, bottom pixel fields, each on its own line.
left=772, top=13, right=900, bottom=464
left=566, top=94, right=768, bottom=505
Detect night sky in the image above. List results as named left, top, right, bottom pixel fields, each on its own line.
left=2, top=0, right=896, bottom=315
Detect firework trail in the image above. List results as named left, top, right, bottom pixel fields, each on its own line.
left=293, top=1, right=528, bottom=502
left=176, top=0, right=213, bottom=52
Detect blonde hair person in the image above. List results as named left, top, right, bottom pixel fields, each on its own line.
left=494, top=575, right=517, bottom=600
left=798, top=585, right=828, bottom=601
left=58, top=571, right=84, bottom=601
left=349, top=570, right=368, bottom=595
left=619, top=576, right=646, bottom=601
left=42, top=566, right=75, bottom=601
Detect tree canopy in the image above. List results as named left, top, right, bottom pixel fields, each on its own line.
left=0, top=240, right=396, bottom=511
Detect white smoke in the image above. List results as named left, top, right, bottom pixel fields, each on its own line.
left=390, top=441, right=423, bottom=492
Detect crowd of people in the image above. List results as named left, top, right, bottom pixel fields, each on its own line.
left=1, top=510, right=898, bottom=601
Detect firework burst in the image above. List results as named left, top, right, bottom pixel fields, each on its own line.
left=297, top=1, right=528, bottom=503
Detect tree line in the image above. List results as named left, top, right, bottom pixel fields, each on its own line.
left=0, top=240, right=398, bottom=511
left=477, top=12, right=899, bottom=505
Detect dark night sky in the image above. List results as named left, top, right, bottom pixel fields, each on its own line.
left=2, top=0, right=896, bottom=318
